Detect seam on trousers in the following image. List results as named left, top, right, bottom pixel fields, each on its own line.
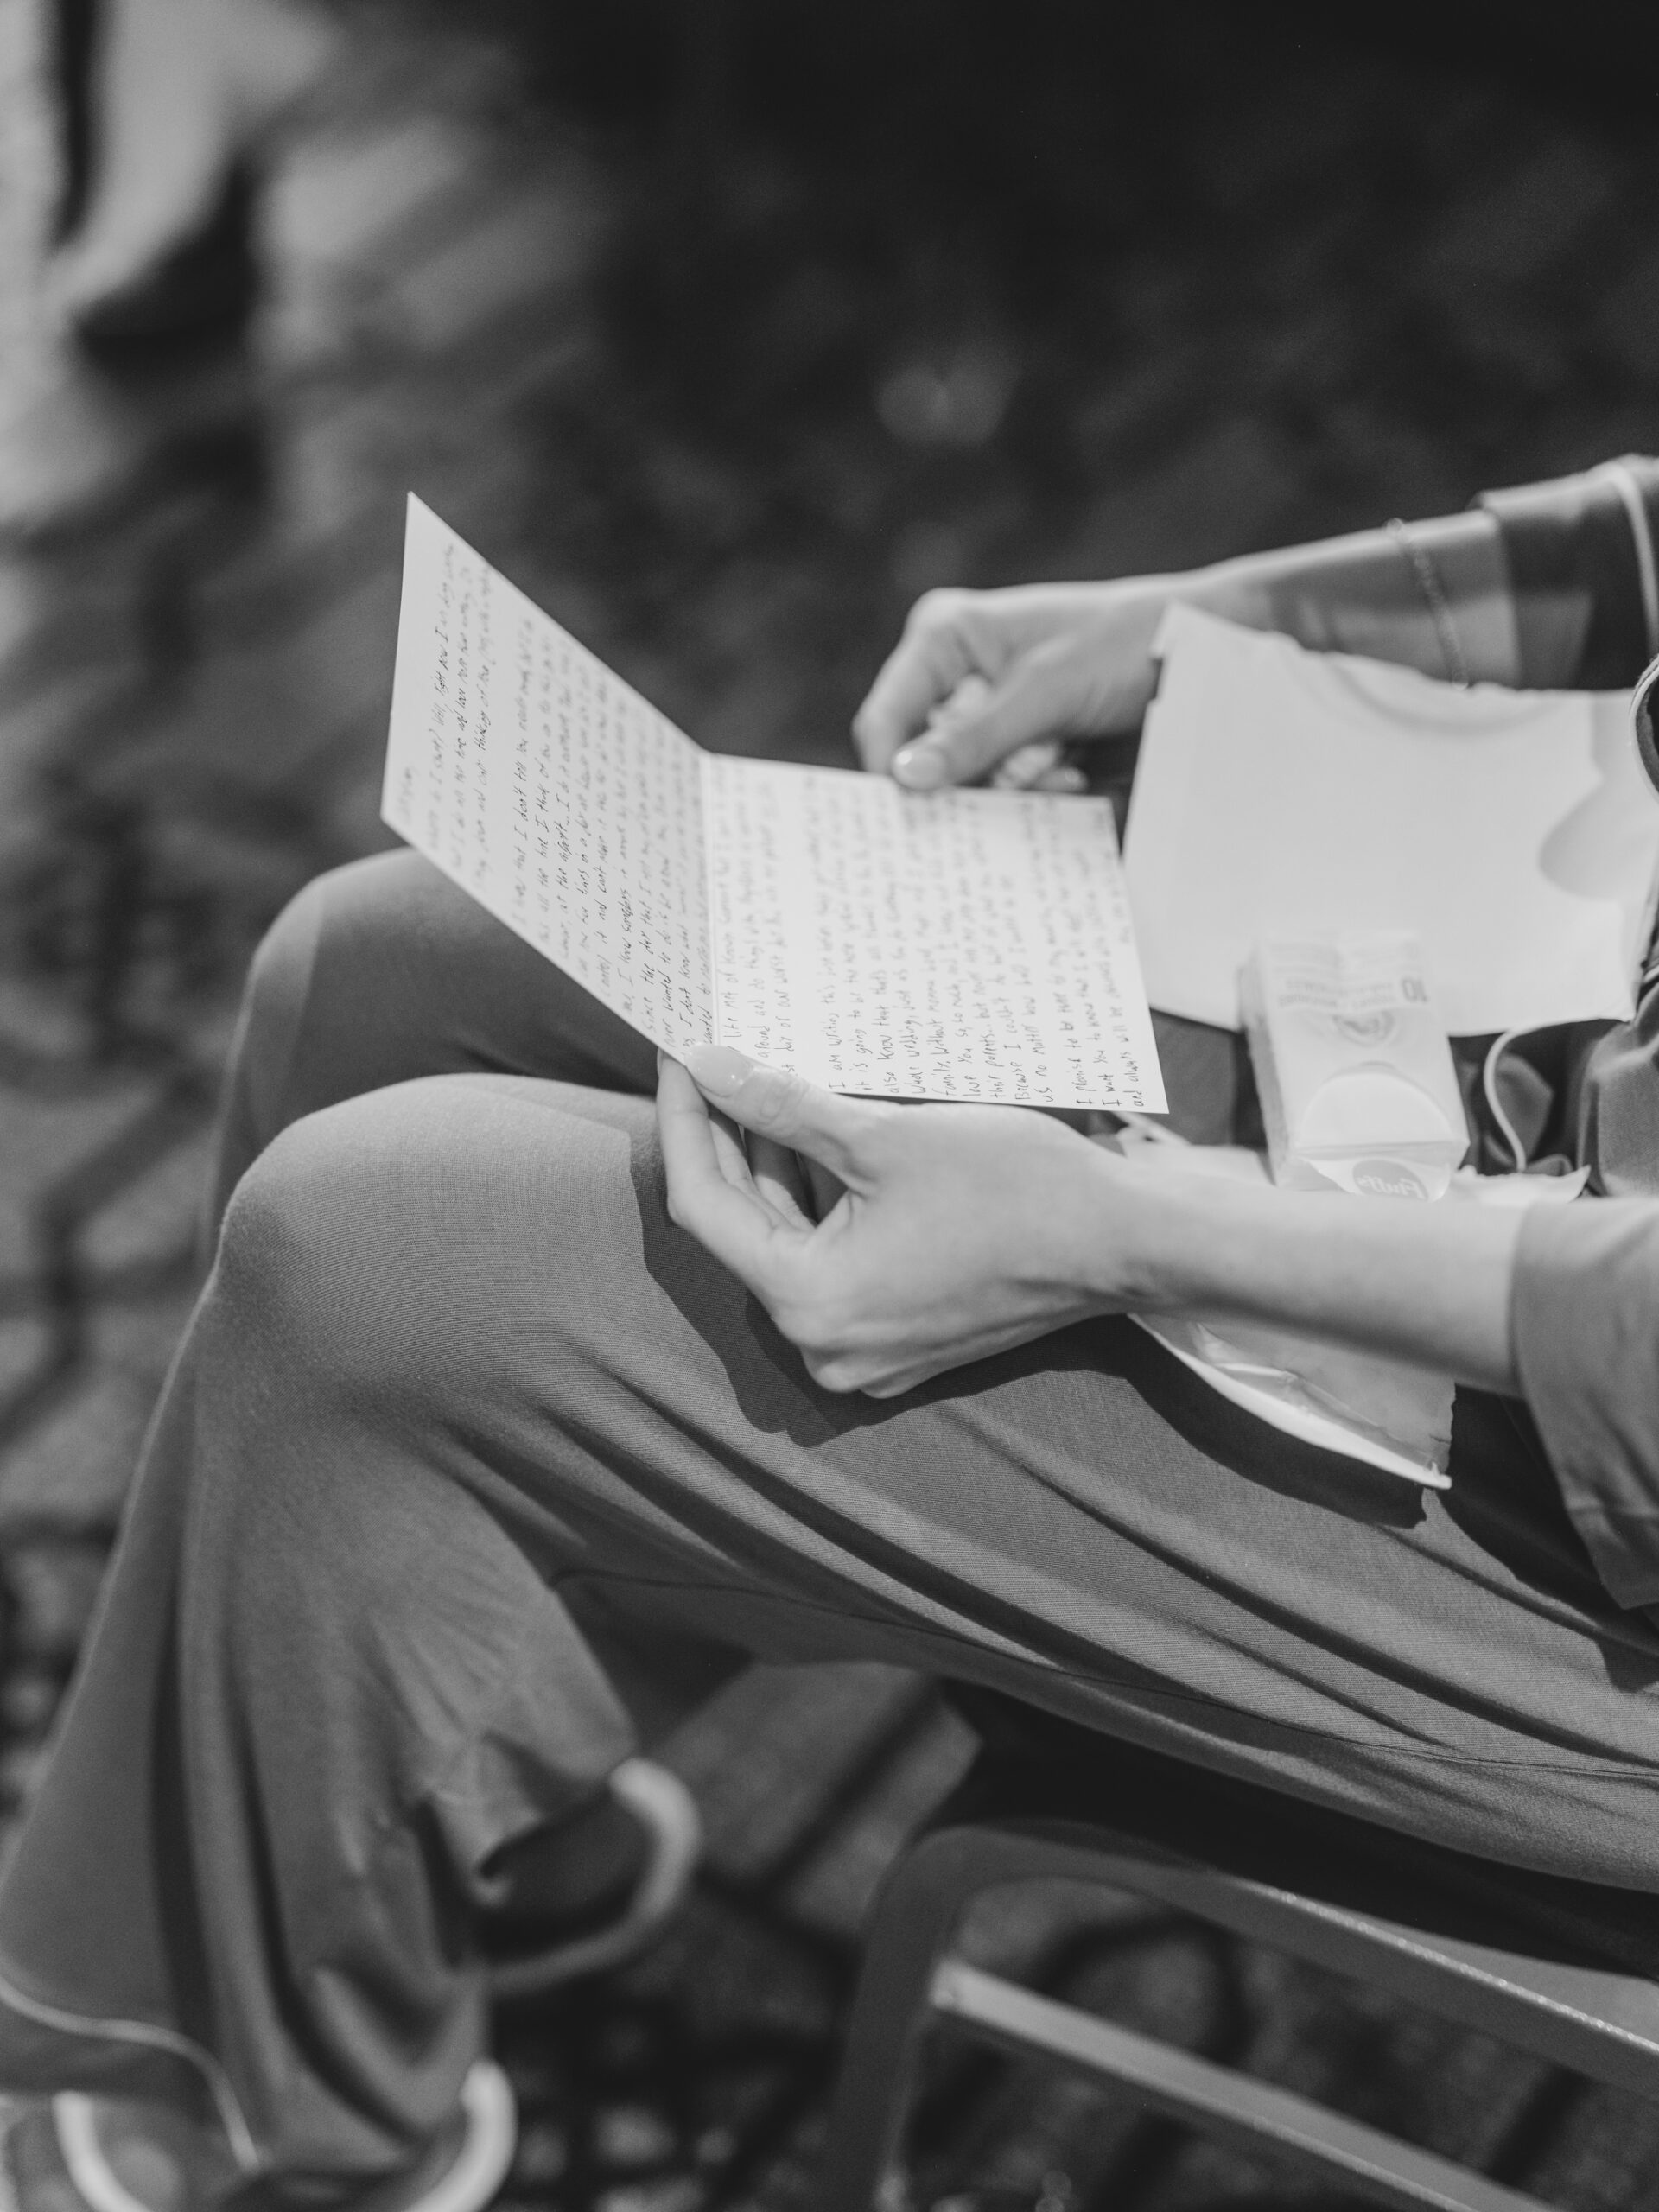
left=558, top=1565, right=1659, bottom=1778
left=0, top=1951, right=261, bottom=2173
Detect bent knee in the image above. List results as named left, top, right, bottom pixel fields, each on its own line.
left=210, top=1092, right=404, bottom=1402
left=211, top=1075, right=656, bottom=1411
left=242, top=852, right=431, bottom=1055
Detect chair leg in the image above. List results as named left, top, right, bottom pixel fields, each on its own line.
left=816, top=1827, right=1033, bottom=2212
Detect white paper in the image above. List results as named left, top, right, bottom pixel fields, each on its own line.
left=384, top=500, right=1166, bottom=1111
left=1134, top=1316, right=1452, bottom=1488
left=1126, top=605, right=1659, bottom=1033
left=383, top=496, right=715, bottom=1056
left=702, top=755, right=1164, bottom=1109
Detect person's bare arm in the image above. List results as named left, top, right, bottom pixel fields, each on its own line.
left=659, top=1049, right=1659, bottom=1614
left=856, top=509, right=1518, bottom=790
left=1120, top=1148, right=1520, bottom=1393
left=657, top=1048, right=1521, bottom=1399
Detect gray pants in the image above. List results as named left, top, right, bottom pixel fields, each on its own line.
left=1, top=852, right=1657, bottom=2203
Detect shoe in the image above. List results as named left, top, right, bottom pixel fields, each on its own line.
left=0, top=2062, right=517, bottom=2212
left=482, top=1757, right=702, bottom=2000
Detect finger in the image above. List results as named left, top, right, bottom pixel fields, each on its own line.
left=710, top=1109, right=810, bottom=1231
left=747, top=1133, right=817, bottom=1229
left=890, top=641, right=1079, bottom=789
left=990, top=738, right=1065, bottom=790
left=709, top=1106, right=759, bottom=1191
left=661, top=1060, right=806, bottom=1231
left=851, top=592, right=981, bottom=773
left=929, top=672, right=991, bottom=729
left=656, top=1058, right=798, bottom=1284
left=683, top=1045, right=878, bottom=1182
left=1030, top=763, right=1087, bottom=794
left=662, top=1063, right=768, bottom=1202
left=801, top=1156, right=847, bottom=1223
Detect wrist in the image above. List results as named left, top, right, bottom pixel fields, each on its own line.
left=1179, top=556, right=1277, bottom=632
left=1094, top=564, right=1264, bottom=645
left=1066, top=1146, right=1228, bottom=1313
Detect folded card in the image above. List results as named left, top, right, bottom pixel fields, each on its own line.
left=1125, top=605, right=1659, bottom=1034
left=380, top=498, right=1166, bottom=1110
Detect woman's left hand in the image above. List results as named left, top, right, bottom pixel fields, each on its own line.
left=656, top=1045, right=1151, bottom=1396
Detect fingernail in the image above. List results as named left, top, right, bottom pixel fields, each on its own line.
left=893, top=742, right=947, bottom=790
left=684, top=1043, right=753, bottom=1094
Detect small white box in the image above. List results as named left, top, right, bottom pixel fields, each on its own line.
left=1241, top=932, right=1469, bottom=1200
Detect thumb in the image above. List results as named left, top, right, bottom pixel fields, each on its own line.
left=890, top=642, right=1081, bottom=789
left=683, top=1046, right=876, bottom=1181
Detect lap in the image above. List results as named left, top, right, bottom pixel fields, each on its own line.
left=227, top=1065, right=1659, bottom=1891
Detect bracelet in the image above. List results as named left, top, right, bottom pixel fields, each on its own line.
left=1386, top=518, right=1471, bottom=688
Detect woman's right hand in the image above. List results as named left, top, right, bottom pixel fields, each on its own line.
left=852, top=575, right=1189, bottom=790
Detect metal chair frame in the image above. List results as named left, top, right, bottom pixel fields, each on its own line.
left=817, top=1748, right=1659, bottom=2212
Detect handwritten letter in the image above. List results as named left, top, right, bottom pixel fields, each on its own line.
left=384, top=502, right=1164, bottom=1110
left=383, top=497, right=715, bottom=1054
left=703, top=757, right=1164, bottom=1110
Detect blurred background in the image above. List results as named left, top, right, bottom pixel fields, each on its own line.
left=5, top=4, right=1659, bottom=2209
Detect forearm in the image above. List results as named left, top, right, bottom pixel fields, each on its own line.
left=1091, top=1159, right=1523, bottom=1393
left=1184, top=510, right=1522, bottom=686
left=1182, top=456, right=1659, bottom=694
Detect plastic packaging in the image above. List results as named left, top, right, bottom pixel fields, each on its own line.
left=1241, top=932, right=1469, bottom=1200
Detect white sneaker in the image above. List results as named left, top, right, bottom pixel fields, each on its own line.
left=485, top=1757, right=702, bottom=2000
left=0, top=2061, right=516, bottom=2212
